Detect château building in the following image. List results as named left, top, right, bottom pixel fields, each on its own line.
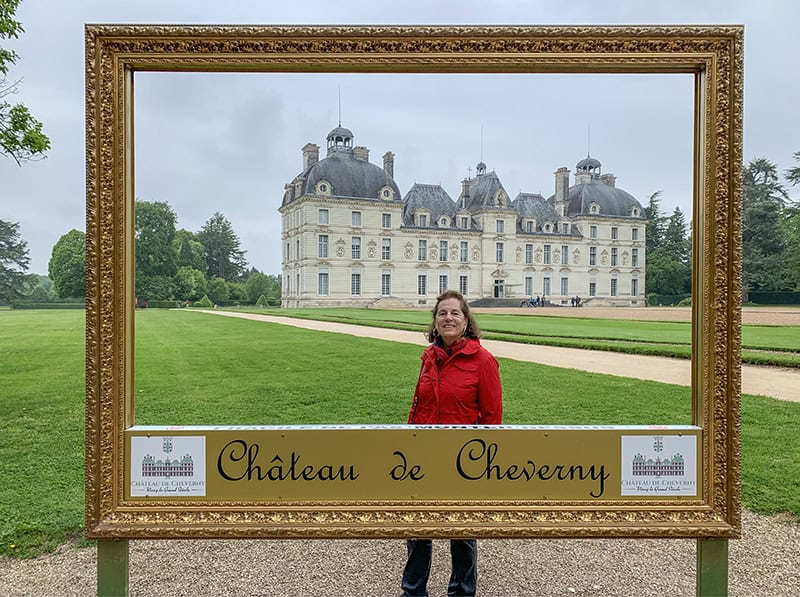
left=279, top=125, right=647, bottom=308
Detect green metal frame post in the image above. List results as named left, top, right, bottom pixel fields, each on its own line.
left=97, top=539, right=129, bottom=596
left=696, top=538, right=728, bottom=596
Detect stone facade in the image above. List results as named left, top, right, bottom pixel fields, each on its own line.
left=279, top=125, right=647, bottom=308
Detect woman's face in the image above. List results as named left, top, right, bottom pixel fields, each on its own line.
left=435, top=297, right=467, bottom=347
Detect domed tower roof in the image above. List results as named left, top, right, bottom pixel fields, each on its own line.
left=576, top=155, right=602, bottom=173
left=303, top=153, right=401, bottom=201
left=326, top=126, right=354, bottom=155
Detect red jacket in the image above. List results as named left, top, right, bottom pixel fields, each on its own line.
left=408, top=338, right=502, bottom=425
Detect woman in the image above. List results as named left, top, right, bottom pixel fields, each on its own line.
left=402, top=290, right=502, bottom=597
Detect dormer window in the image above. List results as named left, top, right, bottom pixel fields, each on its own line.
left=439, top=216, right=450, bottom=228
left=543, top=223, right=552, bottom=233
left=417, top=214, right=428, bottom=227
left=631, top=207, right=640, bottom=217
left=380, top=186, right=395, bottom=201
left=590, top=203, right=600, bottom=214
left=315, top=180, right=332, bottom=196
left=525, top=220, right=535, bottom=233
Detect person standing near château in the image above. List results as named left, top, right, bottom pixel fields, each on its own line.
left=402, top=290, right=503, bottom=597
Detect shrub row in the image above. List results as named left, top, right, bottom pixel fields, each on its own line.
left=11, top=302, right=85, bottom=310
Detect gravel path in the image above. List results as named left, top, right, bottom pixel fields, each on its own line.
left=2, top=307, right=798, bottom=596
left=1, top=511, right=798, bottom=596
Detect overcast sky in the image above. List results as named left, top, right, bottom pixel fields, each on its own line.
left=2, top=0, right=799, bottom=276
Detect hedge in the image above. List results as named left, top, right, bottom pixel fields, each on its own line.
left=11, top=302, right=85, bottom=310
left=746, top=291, right=800, bottom=305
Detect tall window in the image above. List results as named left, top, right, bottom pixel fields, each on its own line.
left=543, top=244, right=551, bottom=265
left=439, top=274, right=448, bottom=294
left=460, top=216, right=469, bottom=229
left=526, top=221, right=534, bottom=233
left=351, top=211, right=362, bottom=227
left=381, top=272, right=391, bottom=296
left=318, top=271, right=329, bottom=296
left=561, top=245, right=568, bottom=265
left=285, top=242, right=290, bottom=260
left=439, top=240, right=448, bottom=262
left=562, top=223, right=569, bottom=234
left=318, top=235, right=328, bottom=258
left=525, top=244, right=533, bottom=264
left=351, top=272, right=361, bottom=296
left=418, top=274, right=427, bottom=296
left=496, top=242, right=504, bottom=263
left=296, top=239, right=300, bottom=260
left=319, top=208, right=329, bottom=224
left=418, top=214, right=428, bottom=227
left=632, top=248, right=639, bottom=267
left=459, top=275, right=468, bottom=295
left=611, top=277, right=618, bottom=296
left=496, top=219, right=504, bottom=233
left=525, top=275, right=533, bottom=296
left=589, top=281, right=596, bottom=296
left=611, top=247, right=618, bottom=267
left=632, top=227, right=639, bottom=241
left=611, top=226, right=618, bottom=240
left=418, top=239, right=427, bottom=261
left=561, top=277, right=569, bottom=296
left=590, top=225, right=597, bottom=239
left=351, top=237, right=361, bottom=260
left=631, top=277, right=639, bottom=296
left=382, top=238, right=391, bottom=260
left=296, top=273, right=300, bottom=296
left=589, top=246, right=596, bottom=266
left=543, top=276, right=551, bottom=296
left=460, top=241, right=468, bottom=263
left=382, top=213, right=391, bottom=228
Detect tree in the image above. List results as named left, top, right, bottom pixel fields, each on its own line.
left=785, top=151, right=800, bottom=187
left=644, top=191, right=666, bottom=256
left=173, top=229, right=206, bottom=271
left=742, top=157, right=790, bottom=292
left=663, top=207, right=690, bottom=268
left=0, top=217, right=29, bottom=301
left=135, top=200, right=177, bottom=300
left=207, top=276, right=230, bottom=304
left=1, top=0, right=50, bottom=164
left=48, top=229, right=85, bottom=298
left=245, top=271, right=272, bottom=303
left=197, top=212, right=247, bottom=282
left=173, top=266, right=207, bottom=302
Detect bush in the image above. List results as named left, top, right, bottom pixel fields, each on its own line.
left=194, top=294, right=213, bottom=307
left=256, top=294, right=268, bottom=307
left=141, top=300, right=181, bottom=309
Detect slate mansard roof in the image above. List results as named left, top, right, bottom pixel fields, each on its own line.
left=282, top=125, right=646, bottom=227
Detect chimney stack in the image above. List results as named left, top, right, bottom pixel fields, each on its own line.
left=383, top=151, right=395, bottom=178
left=353, top=146, right=370, bottom=161
left=302, top=143, right=319, bottom=170
left=600, top=173, right=616, bottom=188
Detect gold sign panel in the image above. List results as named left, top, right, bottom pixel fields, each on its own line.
left=126, top=426, right=701, bottom=502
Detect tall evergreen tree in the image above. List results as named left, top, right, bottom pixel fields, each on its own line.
left=197, top=212, right=247, bottom=282
left=0, top=217, right=29, bottom=301
left=644, top=191, right=666, bottom=255
left=742, top=157, right=789, bottom=292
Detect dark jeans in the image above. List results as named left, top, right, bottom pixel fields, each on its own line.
left=401, top=539, right=477, bottom=596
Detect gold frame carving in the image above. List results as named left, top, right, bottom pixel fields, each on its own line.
left=85, top=25, right=742, bottom=539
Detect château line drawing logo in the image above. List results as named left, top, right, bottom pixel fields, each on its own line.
left=141, top=453, right=194, bottom=478
left=630, top=436, right=685, bottom=477
left=130, top=435, right=206, bottom=497
left=620, top=434, right=697, bottom=496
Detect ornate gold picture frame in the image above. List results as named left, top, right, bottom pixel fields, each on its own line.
left=85, top=25, right=742, bottom=539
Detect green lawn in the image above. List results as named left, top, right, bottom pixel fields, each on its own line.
left=1, top=308, right=798, bottom=559
left=243, top=307, right=800, bottom=367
